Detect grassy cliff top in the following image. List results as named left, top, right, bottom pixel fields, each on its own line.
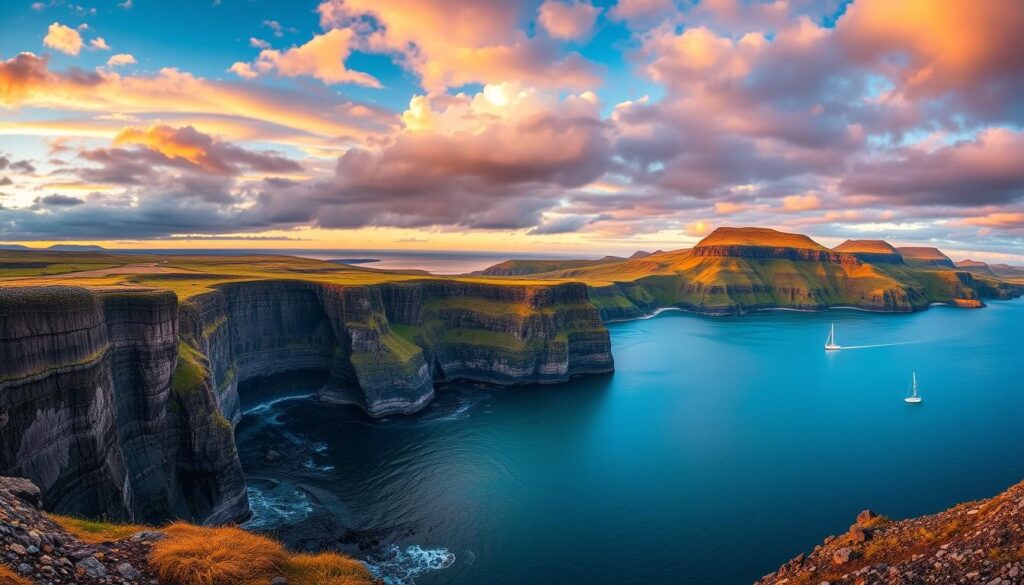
left=0, top=250, right=577, bottom=298
left=694, top=227, right=827, bottom=250
left=833, top=239, right=900, bottom=254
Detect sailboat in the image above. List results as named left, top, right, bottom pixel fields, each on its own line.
left=824, top=323, right=841, bottom=351
left=904, top=372, right=923, bottom=404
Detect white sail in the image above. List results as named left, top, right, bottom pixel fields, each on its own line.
left=905, top=371, right=922, bottom=403
left=824, top=323, right=840, bottom=350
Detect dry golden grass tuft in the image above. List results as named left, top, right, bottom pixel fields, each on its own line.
left=0, top=565, right=32, bottom=585
left=285, top=552, right=376, bottom=585
left=150, top=523, right=287, bottom=585
left=149, top=523, right=375, bottom=585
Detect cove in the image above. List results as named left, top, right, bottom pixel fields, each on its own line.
left=234, top=298, right=1024, bottom=585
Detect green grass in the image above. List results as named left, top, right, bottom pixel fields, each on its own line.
left=171, top=342, right=207, bottom=395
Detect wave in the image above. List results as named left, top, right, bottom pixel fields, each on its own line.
left=365, top=545, right=457, bottom=585
left=241, top=394, right=316, bottom=417
left=242, top=482, right=313, bottom=530
left=838, top=340, right=920, bottom=350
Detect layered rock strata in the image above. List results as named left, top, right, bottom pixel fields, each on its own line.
left=0, top=279, right=612, bottom=525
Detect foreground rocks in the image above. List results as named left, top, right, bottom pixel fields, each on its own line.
left=0, top=477, right=158, bottom=584
left=757, top=480, right=1024, bottom=585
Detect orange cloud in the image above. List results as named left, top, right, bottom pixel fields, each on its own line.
left=538, top=0, right=601, bottom=41
left=106, top=53, right=136, bottom=67
left=781, top=194, right=821, bottom=211
left=958, top=213, right=1024, bottom=228
left=43, top=22, right=83, bottom=56
left=838, top=0, right=1024, bottom=98
left=315, top=0, right=600, bottom=92
left=114, top=125, right=210, bottom=168
left=0, top=53, right=395, bottom=147
left=233, top=29, right=381, bottom=87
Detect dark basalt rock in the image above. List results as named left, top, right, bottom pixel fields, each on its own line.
left=0, top=279, right=613, bottom=526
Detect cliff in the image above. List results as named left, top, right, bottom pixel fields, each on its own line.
left=0, top=286, right=246, bottom=526
left=833, top=240, right=905, bottom=265
left=0, top=278, right=612, bottom=526
left=476, top=228, right=1022, bottom=318
left=897, top=246, right=956, bottom=268
left=757, top=479, right=1024, bottom=585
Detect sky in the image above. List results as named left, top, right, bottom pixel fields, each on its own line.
left=0, top=0, right=1023, bottom=262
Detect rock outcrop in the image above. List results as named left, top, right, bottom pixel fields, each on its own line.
left=757, top=480, right=1024, bottom=585
left=0, top=279, right=612, bottom=526
left=0, top=476, right=160, bottom=584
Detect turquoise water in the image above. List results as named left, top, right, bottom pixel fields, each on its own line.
left=236, top=299, right=1024, bottom=585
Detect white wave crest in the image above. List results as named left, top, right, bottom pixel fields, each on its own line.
left=366, top=544, right=457, bottom=585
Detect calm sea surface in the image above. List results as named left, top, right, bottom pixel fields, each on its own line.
left=235, top=299, right=1024, bottom=585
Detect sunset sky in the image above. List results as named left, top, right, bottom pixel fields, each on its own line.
left=1, top=0, right=1022, bottom=261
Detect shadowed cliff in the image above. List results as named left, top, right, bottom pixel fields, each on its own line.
left=0, top=278, right=612, bottom=526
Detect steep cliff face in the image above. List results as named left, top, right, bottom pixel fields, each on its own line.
left=0, top=286, right=245, bottom=525
left=1, top=279, right=613, bottom=525
left=179, top=279, right=613, bottom=418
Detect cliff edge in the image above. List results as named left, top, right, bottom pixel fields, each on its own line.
left=0, top=279, right=612, bottom=526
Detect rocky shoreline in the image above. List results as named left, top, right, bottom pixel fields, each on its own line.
left=0, top=477, right=159, bottom=584
left=757, top=480, right=1024, bottom=585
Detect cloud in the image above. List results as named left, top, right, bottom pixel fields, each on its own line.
left=251, top=84, right=610, bottom=232
left=262, top=20, right=289, bottom=38
left=0, top=177, right=12, bottom=187
left=315, top=0, right=602, bottom=92
left=249, top=37, right=270, bottom=50
left=235, top=29, right=381, bottom=87
left=38, top=194, right=84, bottom=206
left=106, top=53, right=136, bottom=67
left=841, top=128, right=1024, bottom=206
left=957, top=212, right=1024, bottom=228
left=836, top=0, right=1024, bottom=123
left=781, top=194, right=821, bottom=211
left=538, top=0, right=602, bottom=41
left=92, top=125, right=304, bottom=177
left=528, top=214, right=593, bottom=234
left=0, top=53, right=395, bottom=148
left=89, top=37, right=110, bottom=51
left=43, top=22, right=84, bottom=56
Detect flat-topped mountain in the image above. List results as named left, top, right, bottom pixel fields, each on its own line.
left=833, top=239, right=904, bottom=264
left=694, top=226, right=827, bottom=250
left=896, top=246, right=956, bottom=268
left=833, top=239, right=900, bottom=255
left=475, top=227, right=1021, bottom=318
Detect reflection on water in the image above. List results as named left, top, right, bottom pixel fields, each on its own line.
left=236, top=299, right=1024, bottom=585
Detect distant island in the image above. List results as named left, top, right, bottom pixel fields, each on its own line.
left=472, top=227, right=1022, bottom=319
left=326, top=258, right=380, bottom=265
